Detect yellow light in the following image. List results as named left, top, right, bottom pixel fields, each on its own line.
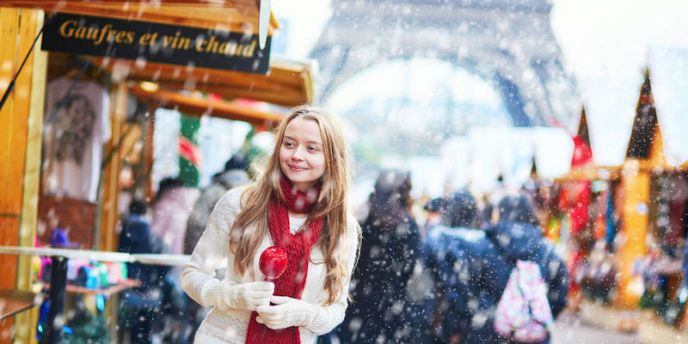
left=139, top=81, right=159, bottom=92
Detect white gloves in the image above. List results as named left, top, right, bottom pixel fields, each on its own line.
left=204, top=280, right=274, bottom=312
left=255, top=295, right=319, bottom=330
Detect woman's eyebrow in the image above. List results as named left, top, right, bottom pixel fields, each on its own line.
left=283, top=135, right=322, bottom=145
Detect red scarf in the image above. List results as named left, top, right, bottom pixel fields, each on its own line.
left=245, top=177, right=324, bottom=344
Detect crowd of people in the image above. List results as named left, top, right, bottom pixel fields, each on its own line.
left=336, top=171, right=569, bottom=344
left=117, top=106, right=570, bottom=344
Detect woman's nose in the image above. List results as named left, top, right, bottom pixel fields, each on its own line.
left=291, top=145, right=305, bottom=160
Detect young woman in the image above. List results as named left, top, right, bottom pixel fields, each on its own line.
left=181, top=106, right=361, bottom=344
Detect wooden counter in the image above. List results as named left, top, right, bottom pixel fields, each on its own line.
left=0, top=289, right=37, bottom=320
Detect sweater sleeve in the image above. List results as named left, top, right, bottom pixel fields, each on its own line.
left=305, top=214, right=361, bottom=335
left=181, top=188, right=242, bottom=307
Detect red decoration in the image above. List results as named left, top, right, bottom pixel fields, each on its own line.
left=571, top=135, right=593, bottom=168
left=259, top=246, right=288, bottom=281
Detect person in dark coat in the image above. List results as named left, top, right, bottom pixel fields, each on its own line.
left=336, top=169, right=424, bottom=343
left=423, top=193, right=568, bottom=344
left=118, top=199, right=168, bottom=344
left=422, top=190, right=481, bottom=343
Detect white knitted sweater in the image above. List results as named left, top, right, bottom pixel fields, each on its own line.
left=181, top=187, right=360, bottom=343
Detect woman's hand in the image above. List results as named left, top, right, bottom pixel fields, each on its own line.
left=211, top=281, right=274, bottom=312
left=255, top=295, right=318, bottom=330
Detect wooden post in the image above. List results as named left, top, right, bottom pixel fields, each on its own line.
left=97, top=81, right=127, bottom=252
left=0, top=8, right=21, bottom=292
left=144, top=105, right=157, bottom=203
left=91, top=81, right=126, bottom=340
left=16, top=9, right=46, bottom=344
left=616, top=159, right=650, bottom=308
left=0, top=7, right=45, bottom=343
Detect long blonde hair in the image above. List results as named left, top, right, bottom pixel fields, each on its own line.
left=229, top=105, right=356, bottom=304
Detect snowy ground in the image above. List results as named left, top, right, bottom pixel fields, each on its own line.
left=552, top=312, right=640, bottom=344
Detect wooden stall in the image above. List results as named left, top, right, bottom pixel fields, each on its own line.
left=575, top=68, right=688, bottom=336
left=554, top=107, right=621, bottom=309
left=0, top=1, right=315, bottom=342
left=0, top=8, right=48, bottom=341
left=616, top=68, right=669, bottom=309
left=626, top=70, right=688, bottom=343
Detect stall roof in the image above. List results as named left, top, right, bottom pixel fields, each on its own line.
left=131, top=85, right=284, bottom=127
left=2, top=0, right=316, bottom=123
left=101, top=57, right=316, bottom=107
left=121, top=56, right=315, bottom=126
left=576, top=107, right=591, bottom=150
left=0, top=0, right=279, bottom=33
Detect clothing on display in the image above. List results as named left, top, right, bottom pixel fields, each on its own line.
left=42, top=77, right=111, bottom=202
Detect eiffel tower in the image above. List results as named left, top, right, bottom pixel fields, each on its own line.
left=310, top=0, right=578, bottom=127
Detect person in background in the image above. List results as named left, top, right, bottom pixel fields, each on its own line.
left=422, top=190, right=481, bottom=343
left=151, top=177, right=200, bottom=256
left=480, top=193, right=496, bottom=228
left=118, top=199, right=168, bottom=344
left=488, top=195, right=569, bottom=343
left=337, top=169, right=424, bottom=343
left=181, top=105, right=361, bottom=344
left=150, top=177, right=201, bottom=342
left=183, top=154, right=251, bottom=341
left=425, top=193, right=568, bottom=343
left=422, top=196, right=446, bottom=238
left=184, top=154, right=251, bottom=255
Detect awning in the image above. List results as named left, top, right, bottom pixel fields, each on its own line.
left=122, top=56, right=316, bottom=126
left=104, top=57, right=316, bottom=107
left=131, top=85, right=284, bottom=127
left=0, top=0, right=279, bottom=33
left=2, top=0, right=316, bottom=123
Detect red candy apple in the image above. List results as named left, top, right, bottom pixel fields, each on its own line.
left=259, top=246, right=288, bottom=280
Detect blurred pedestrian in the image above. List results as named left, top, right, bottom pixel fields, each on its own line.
left=118, top=199, right=168, bottom=344
left=152, top=177, right=200, bottom=256
left=183, top=154, right=250, bottom=341
left=150, top=177, right=201, bottom=342
left=422, top=196, right=446, bottom=238
left=181, top=105, right=361, bottom=343
left=423, top=193, right=568, bottom=343
left=184, top=154, right=251, bottom=254
left=480, top=193, right=496, bottom=228
left=337, top=169, right=425, bottom=343
left=422, top=190, right=481, bottom=343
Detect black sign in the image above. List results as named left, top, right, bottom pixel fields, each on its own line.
left=42, top=13, right=271, bottom=74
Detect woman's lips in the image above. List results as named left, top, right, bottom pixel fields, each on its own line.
left=289, top=165, right=307, bottom=172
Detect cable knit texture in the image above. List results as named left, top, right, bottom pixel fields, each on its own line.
left=181, top=186, right=359, bottom=344
left=254, top=295, right=318, bottom=330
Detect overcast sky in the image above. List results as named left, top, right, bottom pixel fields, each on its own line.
left=552, top=0, right=688, bottom=166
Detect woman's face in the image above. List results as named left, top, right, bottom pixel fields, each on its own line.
left=279, top=117, right=326, bottom=191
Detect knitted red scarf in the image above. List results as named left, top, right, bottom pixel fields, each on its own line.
left=245, top=177, right=323, bottom=344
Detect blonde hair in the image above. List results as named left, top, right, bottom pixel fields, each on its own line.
left=229, top=105, right=357, bottom=304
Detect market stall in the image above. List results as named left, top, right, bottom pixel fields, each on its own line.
left=571, top=68, right=688, bottom=336
left=0, top=1, right=315, bottom=342
left=550, top=108, right=622, bottom=312
left=624, top=70, right=688, bottom=342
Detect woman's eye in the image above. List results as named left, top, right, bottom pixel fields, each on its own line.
left=284, top=141, right=294, bottom=148
left=307, top=146, right=319, bottom=152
